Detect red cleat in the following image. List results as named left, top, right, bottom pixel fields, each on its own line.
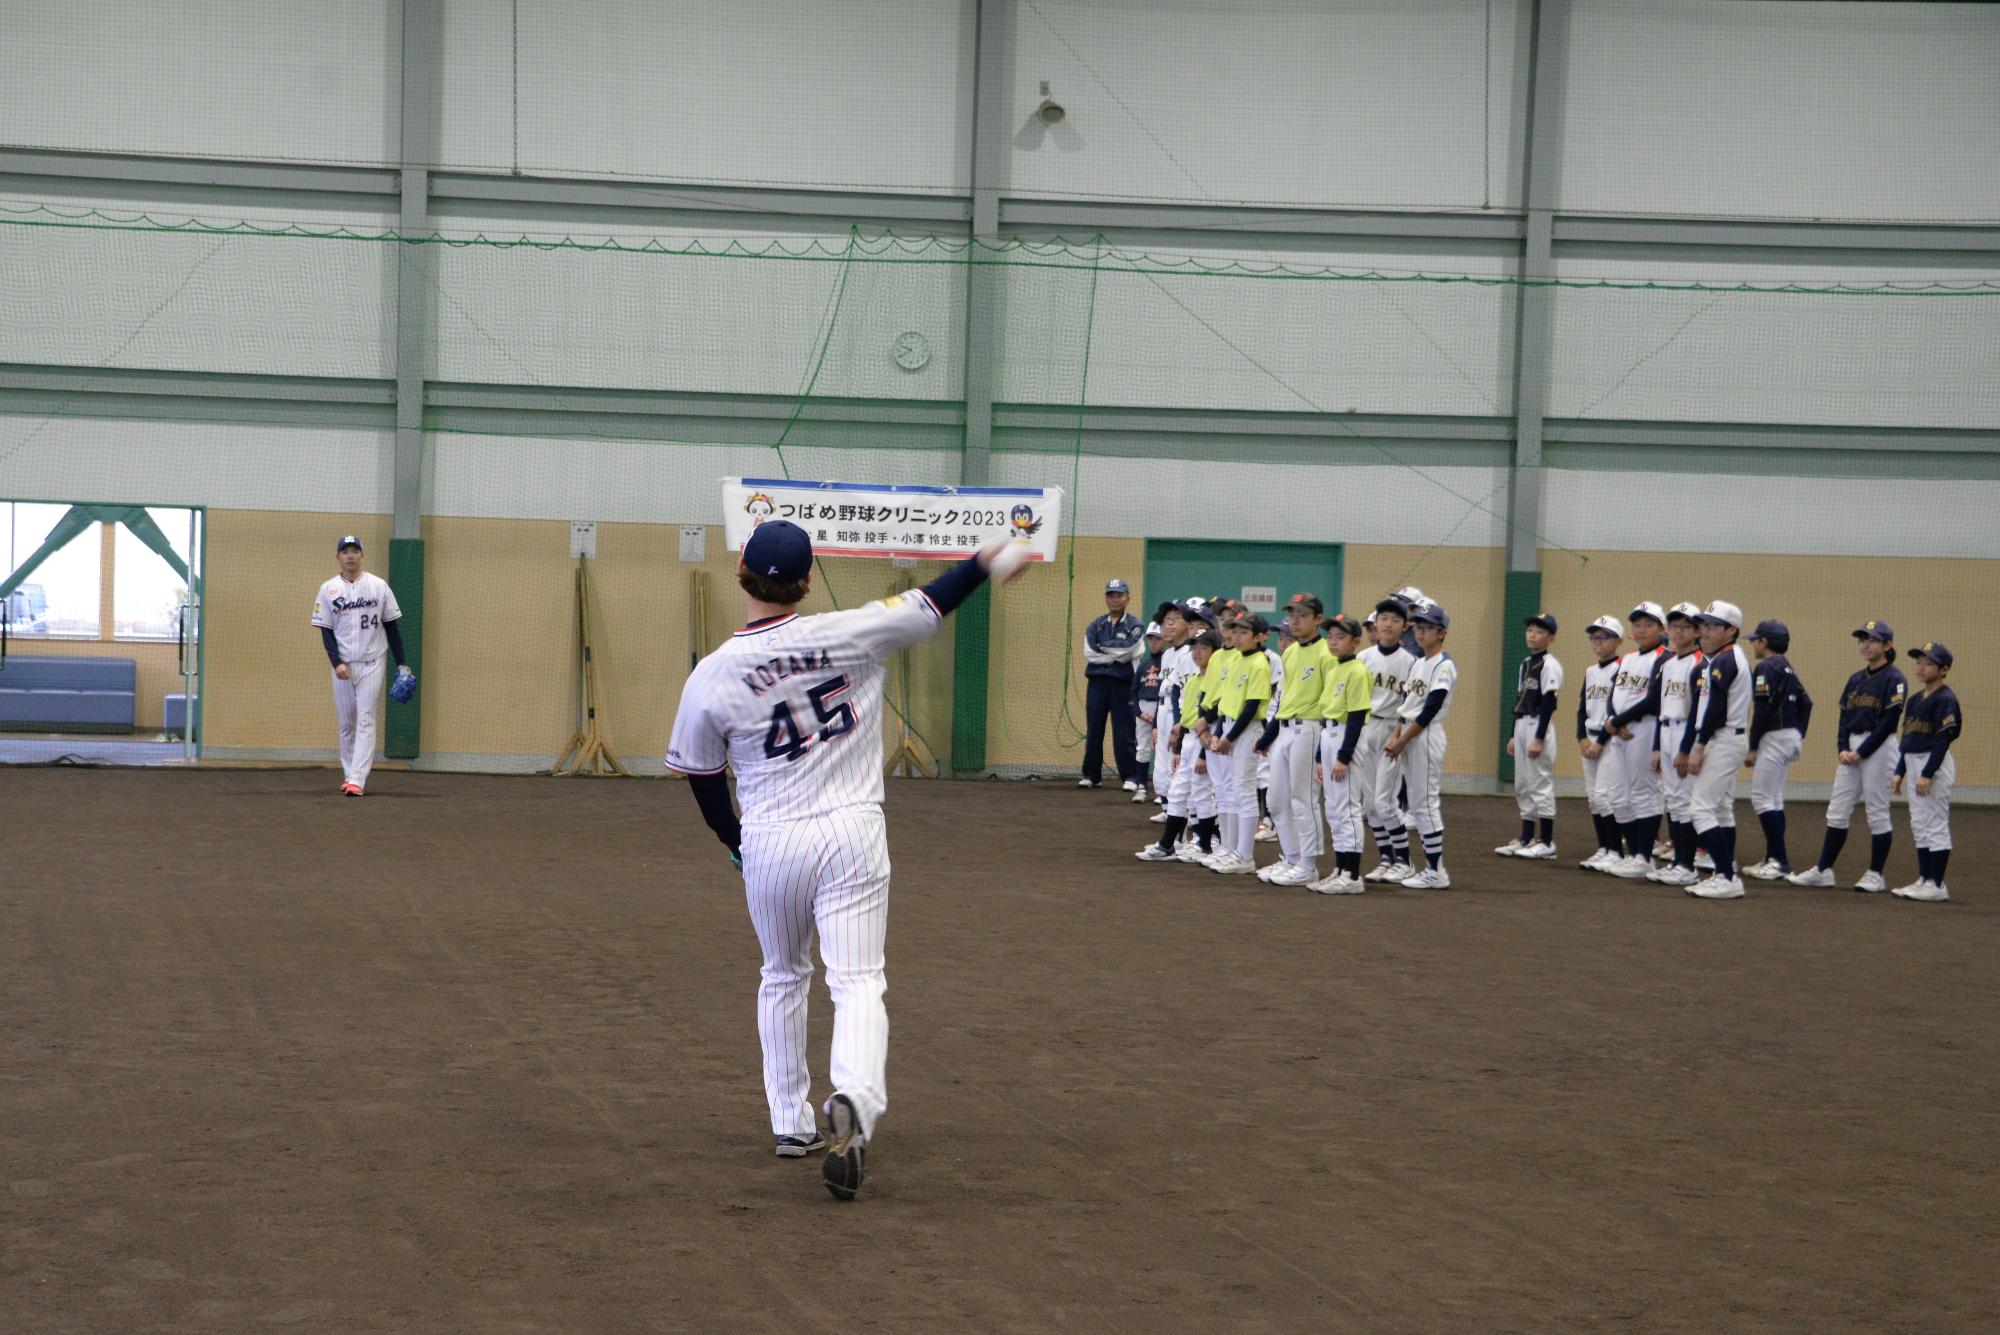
left=340, top=782, right=363, bottom=797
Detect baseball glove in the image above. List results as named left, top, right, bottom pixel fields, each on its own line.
left=389, top=666, right=418, bottom=703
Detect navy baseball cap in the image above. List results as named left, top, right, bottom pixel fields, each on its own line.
left=1105, top=578, right=1130, bottom=594
left=1373, top=596, right=1411, bottom=618
left=1411, top=604, right=1450, bottom=629
left=1853, top=618, right=1893, bottom=642
left=1525, top=612, right=1558, bottom=632
left=1913, top=641, right=1953, bottom=668
left=742, top=520, right=812, bottom=581
left=336, top=534, right=363, bottom=552
left=1751, top=619, right=1789, bottom=641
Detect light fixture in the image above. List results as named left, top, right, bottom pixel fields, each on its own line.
left=1036, top=79, right=1065, bottom=125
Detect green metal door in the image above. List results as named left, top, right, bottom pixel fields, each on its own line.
left=1143, top=540, right=1342, bottom=623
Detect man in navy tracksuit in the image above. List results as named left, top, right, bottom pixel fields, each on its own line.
left=1080, top=577, right=1147, bottom=790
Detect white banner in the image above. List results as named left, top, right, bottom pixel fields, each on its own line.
left=722, top=478, right=1062, bottom=563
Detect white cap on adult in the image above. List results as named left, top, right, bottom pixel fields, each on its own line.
left=1695, top=600, right=1743, bottom=627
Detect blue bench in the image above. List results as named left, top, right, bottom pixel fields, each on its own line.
left=0, top=656, right=138, bottom=734
left=164, top=692, right=199, bottom=738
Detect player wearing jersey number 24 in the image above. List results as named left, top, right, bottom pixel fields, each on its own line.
left=665, top=522, right=1027, bottom=1201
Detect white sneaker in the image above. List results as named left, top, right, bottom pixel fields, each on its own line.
left=1403, top=866, right=1452, bottom=889
left=1494, top=839, right=1528, bottom=857
left=1652, top=840, right=1675, bottom=861
left=1256, top=861, right=1283, bottom=882
left=1516, top=841, right=1558, bottom=860
left=1694, top=851, right=1715, bottom=871
left=1380, top=862, right=1415, bottom=883
left=1308, top=872, right=1364, bottom=895
left=1078, top=778, right=1099, bottom=789
left=1154, top=795, right=1165, bottom=806
left=1607, top=855, right=1655, bottom=880
left=1254, top=819, right=1278, bottom=843
left=1892, top=880, right=1949, bottom=902
left=1785, top=866, right=1836, bottom=887
left=1135, top=844, right=1177, bottom=862
left=1175, top=843, right=1208, bottom=864
left=1149, top=810, right=1168, bottom=824
left=1652, top=864, right=1701, bottom=886
left=1211, top=853, right=1256, bottom=876
left=1270, top=863, right=1317, bottom=887
left=1362, top=860, right=1398, bottom=882
left=1122, top=780, right=1141, bottom=792
left=1853, top=870, right=1887, bottom=894
left=1131, top=788, right=1150, bottom=803
left=1686, top=875, right=1746, bottom=900
left=1580, top=848, right=1613, bottom=871
left=1740, top=858, right=1782, bottom=881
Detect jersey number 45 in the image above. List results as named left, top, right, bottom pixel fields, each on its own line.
left=764, top=675, right=857, bottom=762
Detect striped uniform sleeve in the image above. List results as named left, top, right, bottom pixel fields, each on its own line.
left=665, top=660, right=730, bottom=776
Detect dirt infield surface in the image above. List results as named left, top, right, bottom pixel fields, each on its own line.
left=3, top=768, right=1995, bottom=1333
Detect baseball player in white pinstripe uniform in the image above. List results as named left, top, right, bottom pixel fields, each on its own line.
left=310, top=535, right=411, bottom=797
left=667, top=521, right=1021, bottom=1201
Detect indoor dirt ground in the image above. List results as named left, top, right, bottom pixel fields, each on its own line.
left=3, top=768, right=1995, bottom=1332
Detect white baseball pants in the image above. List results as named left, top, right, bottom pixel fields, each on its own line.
left=1216, top=742, right=1259, bottom=859
left=1658, top=720, right=1694, bottom=823
left=1826, top=731, right=1900, bottom=835
left=1905, top=753, right=1955, bottom=851
left=741, top=805, right=891, bottom=1144
left=1605, top=721, right=1662, bottom=822
left=1319, top=745, right=1362, bottom=855
left=1750, top=727, right=1802, bottom=815
left=1352, top=718, right=1400, bottom=834
left=1166, top=732, right=1214, bottom=820
left=1690, top=730, right=1749, bottom=834
left=1510, top=717, right=1556, bottom=820
left=1136, top=708, right=1157, bottom=792
left=331, top=657, right=386, bottom=790
left=1581, top=748, right=1614, bottom=818
left=1401, top=725, right=1446, bottom=836
left=1269, top=721, right=1322, bottom=867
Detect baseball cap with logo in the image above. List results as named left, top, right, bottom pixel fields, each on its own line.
left=1587, top=615, right=1624, bottom=638
left=1326, top=613, right=1365, bottom=639
left=1283, top=592, right=1324, bottom=616
left=1913, top=641, right=1953, bottom=668
left=1242, top=612, right=1271, bottom=635
left=1695, top=600, right=1744, bottom=627
left=1525, top=612, right=1559, bottom=632
left=336, top=535, right=363, bottom=552
left=1751, top=619, right=1790, bottom=641
left=1105, top=578, right=1130, bottom=594
left=1666, top=601, right=1702, bottom=624
left=1629, top=601, right=1666, bottom=626
left=1411, top=604, right=1450, bottom=629
left=1145, top=621, right=1163, bottom=638
left=742, top=519, right=813, bottom=581
left=1853, top=618, right=1893, bottom=642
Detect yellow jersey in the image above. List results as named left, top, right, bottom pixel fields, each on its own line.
left=1277, top=637, right=1334, bottom=720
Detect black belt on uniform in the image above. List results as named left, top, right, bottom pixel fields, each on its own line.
left=1279, top=718, right=1317, bottom=728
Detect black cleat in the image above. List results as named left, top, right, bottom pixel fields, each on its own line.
left=774, top=1131, right=826, bottom=1158
left=822, top=1094, right=866, bottom=1201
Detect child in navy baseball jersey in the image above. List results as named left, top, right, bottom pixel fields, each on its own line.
left=1890, top=642, right=1960, bottom=902
left=1499, top=613, right=1562, bottom=859
left=1743, top=620, right=1813, bottom=880
left=1683, top=602, right=1754, bottom=899
left=1644, top=603, right=1706, bottom=885
left=1788, top=619, right=1907, bottom=893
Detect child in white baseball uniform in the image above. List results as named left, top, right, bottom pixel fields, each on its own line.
left=1386, top=603, right=1456, bottom=889
left=310, top=535, right=410, bottom=796
left=1645, top=603, right=1707, bottom=886
left=1358, top=601, right=1418, bottom=882
left=1598, top=602, right=1669, bottom=879
left=1498, top=613, right=1562, bottom=859
left=1681, top=601, right=1754, bottom=899
left=1252, top=620, right=1286, bottom=843
left=1139, top=622, right=1221, bottom=863
left=666, top=520, right=1013, bottom=1201
left=1741, top=619, right=1812, bottom=880
left=1890, top=642, right=1960, bottom=902
left=1788, top=619, right=1908, bottom=893
left=1577, top=617, right=1624, bottom=870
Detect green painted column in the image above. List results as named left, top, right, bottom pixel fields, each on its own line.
left=386, top=537, right=425, bottom=760
left=950, top=583, right=991, bottom=773
left=1496, top=569, right=1542, bottom=785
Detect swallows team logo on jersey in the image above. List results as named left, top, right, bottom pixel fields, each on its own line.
left=744, top=492, right=777, bottom=520
left=1008, top=504, right=1043, bottom=538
